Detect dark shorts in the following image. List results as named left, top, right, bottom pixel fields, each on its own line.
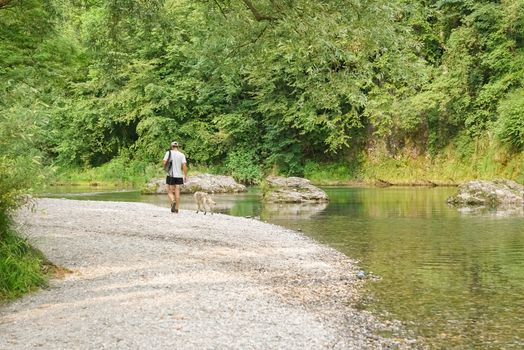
left=166, top=176, right=184, bottom=185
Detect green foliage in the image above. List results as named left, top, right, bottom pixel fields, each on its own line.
left=0, top=224, right=47, bottom=301
left=224, top=149, right=262, bottom=184
left=51, top=157, right=161, bottom=187
left=0, top=100, right=47, bottom=302
left=496, top=89, right=524, bottom=152
left=303, top=161, right=361, bottom=185
left=2, top=0, right=524, bottom=200
left=0, top=0, right=64, bottom=300
left=0, top=108, right=46, bottom=303
left=38, top=0, right=432, bottom=175
left=133, top=116, right=180, bottom=162
left=0, top=94, right=46, bottom=215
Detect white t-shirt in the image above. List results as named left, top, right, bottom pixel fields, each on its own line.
left=163, top=150, right=187, bottom=178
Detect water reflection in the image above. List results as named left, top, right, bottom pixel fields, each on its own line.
left=262, top=202, right=328, bottom=219
left=456, top=205, right=524, bottom=217
left=310, top=188, right=524, bottom=350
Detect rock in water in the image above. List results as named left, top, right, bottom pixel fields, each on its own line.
left=262, top=176, right=328, bottom=203
left=447, top=180, right=524, bottom=207
left=142, top=173, right=246, bottom=194
left=181, top=173, right=246, bottom=194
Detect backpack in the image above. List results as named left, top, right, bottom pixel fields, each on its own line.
left=164, top=150, right=172, bottom=174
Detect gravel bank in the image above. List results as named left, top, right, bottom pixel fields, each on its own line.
left=1, top=199, right=419, bottom=349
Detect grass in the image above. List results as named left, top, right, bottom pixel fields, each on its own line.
left=47, top=158, right=223, bottom=192
left=303, top=143, right=523, bottom=186
left=0, top=222, right=47, bottom=302
left=303, top=161, right=362, bottom=185
left=48, top=158, right=163, bottom=189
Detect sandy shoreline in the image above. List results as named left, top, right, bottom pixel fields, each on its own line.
left=1, top=198, right=419, bottom=349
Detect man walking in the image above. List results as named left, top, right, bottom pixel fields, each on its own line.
left=163, top=141, right=188, bottom=213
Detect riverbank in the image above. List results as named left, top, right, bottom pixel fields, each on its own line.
left=1, top=199, right=418, bottom=349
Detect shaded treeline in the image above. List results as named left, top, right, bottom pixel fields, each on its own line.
left=2, top=0, right=524, bottom=185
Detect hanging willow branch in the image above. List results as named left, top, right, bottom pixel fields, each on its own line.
left=241, top=0, right=279, bottom=21
left=213, top=0, right=228, bottom=19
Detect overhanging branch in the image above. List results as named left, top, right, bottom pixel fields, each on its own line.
left=225, top=23, right=269, bottom=59
left=213, top=0, right=227, bottom=19
left=241, top=0, right=278, bottom=22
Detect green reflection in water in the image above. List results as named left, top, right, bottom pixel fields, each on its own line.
left=265, top=187, right=524, bottom=350
left=43, top=186, right=524, bottom=349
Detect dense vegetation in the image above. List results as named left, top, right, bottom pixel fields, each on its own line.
left=1, top=0, right=523, bottom=297
left=3, top=0, right=523, bottom=185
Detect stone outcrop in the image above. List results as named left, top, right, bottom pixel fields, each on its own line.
left=181, top=173, right=247, bottom=193
left=262, top=176, right=328, bottom=203
left=447, top=180, right=524, bottom=207
left=142, top=173, right=246, bottom=194
left=142, top=178, right=167, bottom=194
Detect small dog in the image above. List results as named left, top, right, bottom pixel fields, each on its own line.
left=194, top=191, right=216, bottom=215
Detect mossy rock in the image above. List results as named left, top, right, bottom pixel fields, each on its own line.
left=262, top=176, right=328, bottom=203
left=447, top=180, right=524, bottom=207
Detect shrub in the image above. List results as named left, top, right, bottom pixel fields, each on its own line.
left=303, top=161, right=360, bottom=185
left=224, top=150, right=262, bottom=184
left=0, top=223, right=47, bottom=301
left=496, top=89, right=524, bottom=152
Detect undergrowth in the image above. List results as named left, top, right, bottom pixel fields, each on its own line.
left=0, top=217, right=47, bottom=302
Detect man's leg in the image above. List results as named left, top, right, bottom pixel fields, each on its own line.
left=174, top=185, right=181, bottom=211
left=168, top=185, right=176, bottom=209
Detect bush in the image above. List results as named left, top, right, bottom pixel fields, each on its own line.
left=303, top=161, right=360, bottom=185
left=0, top=157, right=47, bottom=301
left=496, top=89, right=524, bottom=152
left=0, top=222, right=47, bottom=301
left=224, top=150, right=262, bottom=184
left=0, top=98, right=48, bottom=303
left=51, top=156, right=161, bottom=187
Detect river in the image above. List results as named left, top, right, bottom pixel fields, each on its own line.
left=44, top=186, right=524, bottom=349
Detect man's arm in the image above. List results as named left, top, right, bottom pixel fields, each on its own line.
left=182, top=163, right=188, bottom=182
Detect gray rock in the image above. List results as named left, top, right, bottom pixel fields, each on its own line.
left=447, top=179, right=524, bottom=207
left=262, top=176, right=328, bottom=203
left=142, top=173, right=247, bottom=194
left=142, top=178, right=168, bottom=194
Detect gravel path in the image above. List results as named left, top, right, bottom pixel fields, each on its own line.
left=1, top=199, right=419, bottom=349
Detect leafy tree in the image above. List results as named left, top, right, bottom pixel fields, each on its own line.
left=496, top=88, right=524, bottom=152
left=0, top=0, right=62, bottom=299
left=4, top=0, right=523, bottom=185
left=395, top=0, right=524, bottom=155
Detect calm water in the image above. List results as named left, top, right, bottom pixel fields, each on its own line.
left=44, top=186, right=524, bottom=349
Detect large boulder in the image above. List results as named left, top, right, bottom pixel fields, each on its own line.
left=262, top=176, right=328, bottom=203
left=447, top=180, right=524, bottom=207
left=142, top=173, right=246, bottom=194
left=181, top=173, right=247, bottom=193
